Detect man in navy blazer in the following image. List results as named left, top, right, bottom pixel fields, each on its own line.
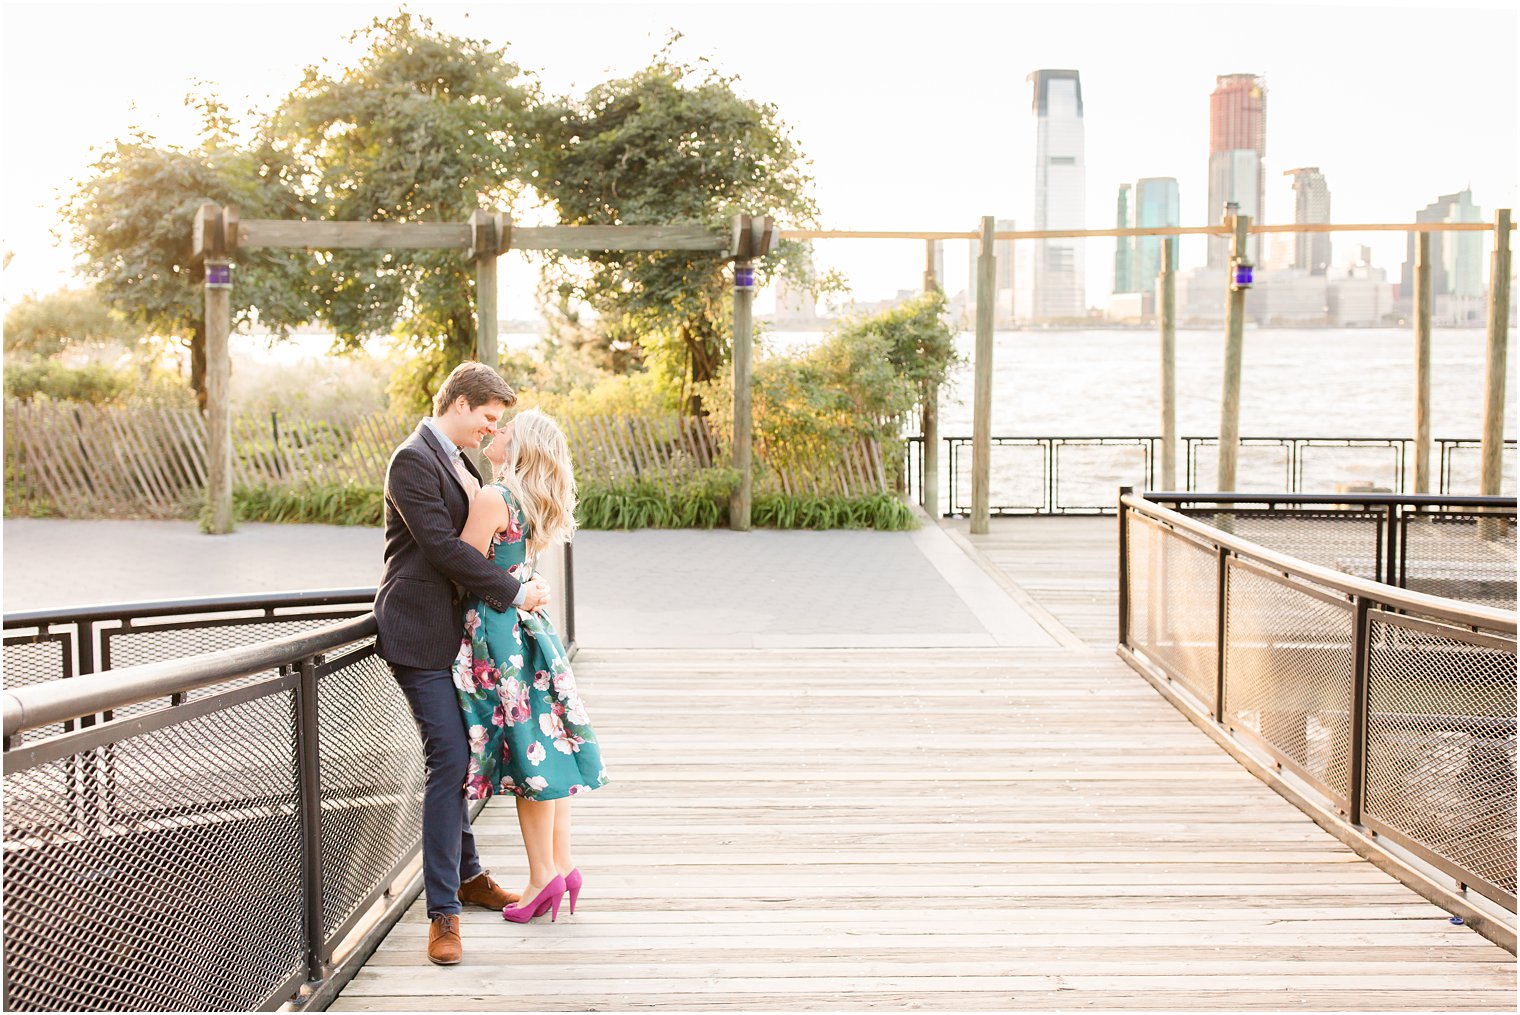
left=375, top=361, right=550, bottom=965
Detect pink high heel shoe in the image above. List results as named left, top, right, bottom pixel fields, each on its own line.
left=564, top=868, right=583, bottom=915
left=501, top=874, right=566, bottom=924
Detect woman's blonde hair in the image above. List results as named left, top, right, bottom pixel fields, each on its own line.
left=497, top=408, right=577, bottom=556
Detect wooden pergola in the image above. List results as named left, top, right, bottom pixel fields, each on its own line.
left=189, top=206, right=776, bottom=534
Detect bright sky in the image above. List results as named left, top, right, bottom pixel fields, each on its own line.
left=3, top=0, right=1516, bottom=319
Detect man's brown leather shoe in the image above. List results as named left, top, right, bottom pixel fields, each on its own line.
left=428, top=914, right=462, bottom=965
left=458, top=871, right=520, bottom=909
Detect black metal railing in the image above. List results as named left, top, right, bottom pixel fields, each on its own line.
left=1117, top=489, right=1517, bottom=916
left=1, top=550, right=578, bottom=1011
left=1144, top=492, right=1517, bottom=612
left=903, top=435, right=1518, bottom=515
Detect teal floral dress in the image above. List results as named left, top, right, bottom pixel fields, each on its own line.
left=452, top=485, right=607, bottom=802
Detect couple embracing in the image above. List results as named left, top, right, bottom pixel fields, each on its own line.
left=373, top=362, right=607, bottom=966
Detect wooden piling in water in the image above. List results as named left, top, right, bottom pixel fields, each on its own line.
left=1413, top=231, right=1433, bottom=494
left=1217, top=211, right=1249, bottom=493
left=971, top=216, right=995, bottom=534
left=1159, top=239, right=1177, bottom=491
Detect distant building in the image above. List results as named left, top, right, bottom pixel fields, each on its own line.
left=1207, top=74, right=1267, bottom=267
left=1401, top=189, right=1484, bottom=309
left=1284, top=167, right=1332, bottom=274
left=1132, top=177, right=1180, bottom=298
left=1113, top=183, right=1134, bottom=294
left=1328, top=260, right=1394, bottom=327
left=1028, top=69, right=1086, bottom=320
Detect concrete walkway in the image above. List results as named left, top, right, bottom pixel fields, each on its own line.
left=1, top=518, right=1057, bottom=648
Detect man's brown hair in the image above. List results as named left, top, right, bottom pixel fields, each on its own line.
left=432, top=362, right=517, bottom=416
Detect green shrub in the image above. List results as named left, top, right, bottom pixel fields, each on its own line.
left=752, top=491, right=917, bottom=531
left=577, top=469, right=739, bottom=530
left=232, top=481, right=384, bottom=526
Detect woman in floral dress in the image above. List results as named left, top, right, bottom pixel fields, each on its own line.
left=455, top=409, right=606, bottom=922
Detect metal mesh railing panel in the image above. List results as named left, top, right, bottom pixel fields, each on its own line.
left=1223, top=564, right=1354, bottom=801
left=103, top=616, right=363, bottom=726
left=1127, top=514, right=1218, bottom=710
left=2, top=634, right=72, bottom=689
left=317, top=645, right=427, bottom=938
left=2, top=636, right=75, bottom=745
left=1400, top=512, right=1517, bottom=612
left=1174, top=508, right=1385, bottom=579
left=1364, top=615, right=1517, bottom=901
left=2, top=688, right=305, bottom=1011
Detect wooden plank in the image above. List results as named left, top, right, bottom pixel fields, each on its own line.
left=512, top=225, right=727, bottom=252
left=237, top=219, right=470, bottom=251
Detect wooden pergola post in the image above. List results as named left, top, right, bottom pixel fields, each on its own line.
left=728, top=214, right=777, bottom=532
left=468, top=207, right=512, bottom=365
left=192, top=202, right=237, bottom=535
left=1158, top=238, right=1177, bottom=491
left=971, top=216, right=995, bottom=534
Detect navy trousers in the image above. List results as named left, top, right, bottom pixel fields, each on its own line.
left=391, top=663, right=484, bottom=918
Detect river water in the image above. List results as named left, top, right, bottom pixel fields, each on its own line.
left=768, top=326, right=1516, bottom=508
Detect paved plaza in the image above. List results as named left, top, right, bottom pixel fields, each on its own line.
left=1, top=517, right=1057, bottom=648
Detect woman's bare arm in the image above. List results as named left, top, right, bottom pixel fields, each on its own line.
left=461, top=486, right=508, bottom=556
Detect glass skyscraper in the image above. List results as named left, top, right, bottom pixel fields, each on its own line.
left=1285, top=167, right=1332, bottom=274
left=1132, top=177, right=1181, bottom=295
left=1028, top=69, right=1086, bottom=320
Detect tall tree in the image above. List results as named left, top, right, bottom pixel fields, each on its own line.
left=527, top=46, right=823, bottom=413
left=63, top=98, right=316, bottom=408
left=265, top=12, right=537, bottom=408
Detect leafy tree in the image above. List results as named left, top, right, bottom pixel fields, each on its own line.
left=3, top=287, right=132, bottom=358
left=527, top=44, right=825, bottom=413
left=63, top=98, right=317, bottom=409
left=264, top=12, right=537, bottom=410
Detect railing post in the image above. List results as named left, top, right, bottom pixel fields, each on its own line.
left=1214, top=544, right=1228, bottom=724
left=563, top=541, right=577, bottom=655
left=1117, top=487, right=1132, bottom=647
left=295, top=657, right=327, bottom=981
left=1347, top=596, right=1372, bottom=825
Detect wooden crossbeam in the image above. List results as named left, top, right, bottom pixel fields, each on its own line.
left=237, top=220, right=472, bottom=251
left=512, top=225, right=729, bottom=252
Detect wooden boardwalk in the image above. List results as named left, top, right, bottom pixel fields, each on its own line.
left=332, top=640, right=1515, bottom=1011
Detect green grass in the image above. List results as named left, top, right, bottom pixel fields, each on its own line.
left=752, top=491, right=917, bottom=531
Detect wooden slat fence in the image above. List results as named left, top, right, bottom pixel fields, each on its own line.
left=4, top=401, right=890, bottom=518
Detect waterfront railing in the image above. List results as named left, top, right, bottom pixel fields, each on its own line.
left=1117, top=489, right=1517, bottom=937
left=904, top=434, right=1518, bottom=515
left=1, top=549, right=575, bottom=1011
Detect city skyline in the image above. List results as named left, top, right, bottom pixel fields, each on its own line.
left=2, top=1, right=1515, bottom=322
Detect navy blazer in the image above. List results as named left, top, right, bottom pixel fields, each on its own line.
left=375, top=422, right=521, bottom=670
